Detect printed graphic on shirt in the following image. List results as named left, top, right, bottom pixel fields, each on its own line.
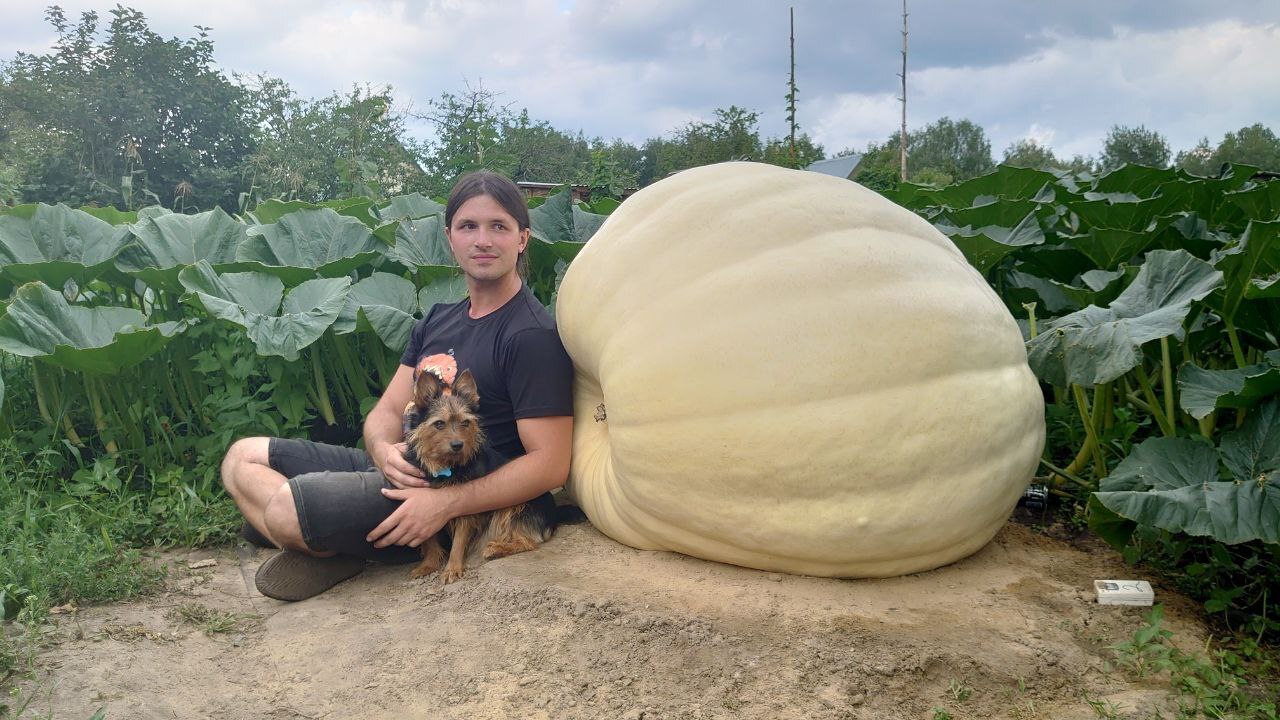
left=417, top=352, right=458, bottom=385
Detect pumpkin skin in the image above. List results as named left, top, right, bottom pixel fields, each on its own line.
left=555, top=162, right=1045, bottom=577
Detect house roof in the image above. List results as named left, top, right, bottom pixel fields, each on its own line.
left=806, top=153, right=863, bottom=179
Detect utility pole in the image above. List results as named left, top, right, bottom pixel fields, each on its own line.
left=787, top=7, right=798, bottom=167
left=898, top=0, right=908, bottom=181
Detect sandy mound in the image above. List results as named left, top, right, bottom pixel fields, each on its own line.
left=18, top=519, right=1202, bottom=719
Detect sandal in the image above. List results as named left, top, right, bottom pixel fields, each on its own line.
left=254, top=551, right=366, bottom=601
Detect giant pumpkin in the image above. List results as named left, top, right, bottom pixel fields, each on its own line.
left=555, top=162, right=1044, bottom=577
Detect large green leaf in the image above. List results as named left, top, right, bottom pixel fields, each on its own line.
left=389, top=215, right=454, bottom=267
left=1224, top=180, right=1280, bottom=223
left=333, top=272, right=419, bottom=351
left=1069, top=196, right=1164, bottom=233
left=1210, top=220, right=1280, bottom=324
left=1090, top=164, right=1179, bottom=199
left=249, top=197, right=379, bottom=227
left=0, top=282, right=187, bottom=374
left=935, top=208, right=1045, bottom=274
left=417, top=273, right=467, bottom=311
left=1219, top=399, right=1280, bottom=487
left=1026, top=249, right=1223, bottom=386
left=238, top=208, right=383, bottom=284
left=116, top=207, right=248, bottom=291
left=0, top=203, right=132, bottom=287
left=178, top=261, right=350, bottom=360
left=1094, top=426, right=1280, bottom=545
left=378, top=193, right=445, bottom=222
left=1062, top=227, right=1157, bottom=270
left=529, top=187, right=608, bottom=245
left=78, top=206, right=137, bottom=225
left=888, top=165, right=1058, bottom=209
left=1178, top=350, right=1280, bottom=419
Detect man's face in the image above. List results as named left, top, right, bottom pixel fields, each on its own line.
left=445, top=194, right=529, bottom=285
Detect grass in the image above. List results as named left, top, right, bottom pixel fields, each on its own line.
left=169, top=602, right=258, bottom=636
left=0, top=430, right=241, bottom=716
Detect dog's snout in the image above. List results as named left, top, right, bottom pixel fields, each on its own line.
left=450, top=440, right=464, bottom=452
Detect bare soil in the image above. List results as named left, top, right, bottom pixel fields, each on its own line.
left=16, top=514, right=1208, bottom=719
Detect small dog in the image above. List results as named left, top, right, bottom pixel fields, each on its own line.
left=401, top=368, right=557, bottom=583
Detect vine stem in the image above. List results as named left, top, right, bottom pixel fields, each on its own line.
left=84, top=375, right=118, bottom=454
left=1224, top=320, right=1247, bottom=369
left=1038, top=458, right=1092, bottom=490
left=33, top=362, right=84, bottom=446
left=1133, top=364, right=1175, bottom=437
left=1160, top=337, right=1175, bottom=429
left=310, top=346, right=337, bottom=426
left=1072, top=384, right=1108, bottom=477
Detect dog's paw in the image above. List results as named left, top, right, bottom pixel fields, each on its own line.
left=408, top=564, right=437, bottom=579
left=440, top=566, right=465, bottom=584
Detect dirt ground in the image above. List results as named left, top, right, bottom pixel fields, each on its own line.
left=16, top=512, right=1210, bottom=720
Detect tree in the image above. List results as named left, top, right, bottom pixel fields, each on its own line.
left=649, top=106, right=765, bottom=180
left=1099, top=124, right=1170, bottom=170
left=418, top=81, right=512, bottom=192
left=1002, top=139, right=1059, bottom=170
left=1174, top=137, right=1216, bottom=176
left=908, top=117, right=994, bottom=181
left=1176, top=123, right=1280, bottom=175
left=0, top=6, right=255, bottom=211
left=497, top=110, right=591, bottom=185
left=240, top=77, right=426, bottom=203
left=762, top=134, right=824, bottom=169
left=1212, top=123, right=1280, bottom=171
left=851, top=116, right=993, bottom=189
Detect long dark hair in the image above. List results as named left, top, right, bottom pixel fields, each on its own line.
left=445, top=171, right=531, bottom=279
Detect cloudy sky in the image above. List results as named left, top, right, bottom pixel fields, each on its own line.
left=2, top=0, right=1278, bottom=161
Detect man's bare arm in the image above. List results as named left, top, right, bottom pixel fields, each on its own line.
left=367, top=414, right=573, bottom=548
left=363, top=364, right=427, bottom=487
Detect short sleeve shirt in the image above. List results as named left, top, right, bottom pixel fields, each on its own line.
left=399, top=285, right=573, bottom=459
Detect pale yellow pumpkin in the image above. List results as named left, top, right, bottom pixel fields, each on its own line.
left=555, top=162, right=1045, bottom=577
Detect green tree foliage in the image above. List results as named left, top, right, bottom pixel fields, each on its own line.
left=852, top=117, right=994, bottom=190
left=638, top=106, right=824, bottom=184
left=240, top=76, right=425, bottom=204
left=1002, top=139, right=1059, bottom=170
left=419, top=82, right=511, bottom=190
left=499, top=110, right=592, bottom=186
left=1099, top=124, right=1171, bottom=170
left=762, top=134, right=825, bottom=170
left=1176, top=123, right=1280, bottom=175
left=0, top=6, right=255, bottom=212
left=909, top=117, right=995, bottom=182
left=1003, top=139, right=1095, bottom=174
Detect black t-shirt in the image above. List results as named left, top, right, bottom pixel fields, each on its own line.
left=399, top=285, right=573, bottom=459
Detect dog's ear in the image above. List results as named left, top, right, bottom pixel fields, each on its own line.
left=413, top=370, right=444, bottom=408
left=452, top=369, right=480, bottom=407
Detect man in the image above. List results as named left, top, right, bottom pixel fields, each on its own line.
left=221, top=171, right=574, bottom=601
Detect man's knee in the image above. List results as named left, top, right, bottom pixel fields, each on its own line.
left=263, top=483, right=310, bottom=553
left=221, top=437, right=272, bottom=493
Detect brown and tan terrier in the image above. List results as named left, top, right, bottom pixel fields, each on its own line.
left=400, top=368, right=557, bottom=583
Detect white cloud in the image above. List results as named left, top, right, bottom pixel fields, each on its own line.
left=2, top=3, right=1278, bottom=162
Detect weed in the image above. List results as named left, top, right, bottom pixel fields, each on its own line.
left=1081, top=691, right=1122, bottom=719
left=947, top=678, right=972, bottom=703
left=931, top=709, right=953, bottom=720
left=0, top=599, right=48, bottom=719
left=1110, top=605, right=1280, bottom=719
left=169, top=603, right=257, bottom=636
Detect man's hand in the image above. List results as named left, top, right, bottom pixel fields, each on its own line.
left=367, top=486, right=453, bottom=548
left=369, top=441, right=427, bottom=489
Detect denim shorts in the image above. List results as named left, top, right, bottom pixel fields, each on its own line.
left=268, top=437, right=419, bottom=564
